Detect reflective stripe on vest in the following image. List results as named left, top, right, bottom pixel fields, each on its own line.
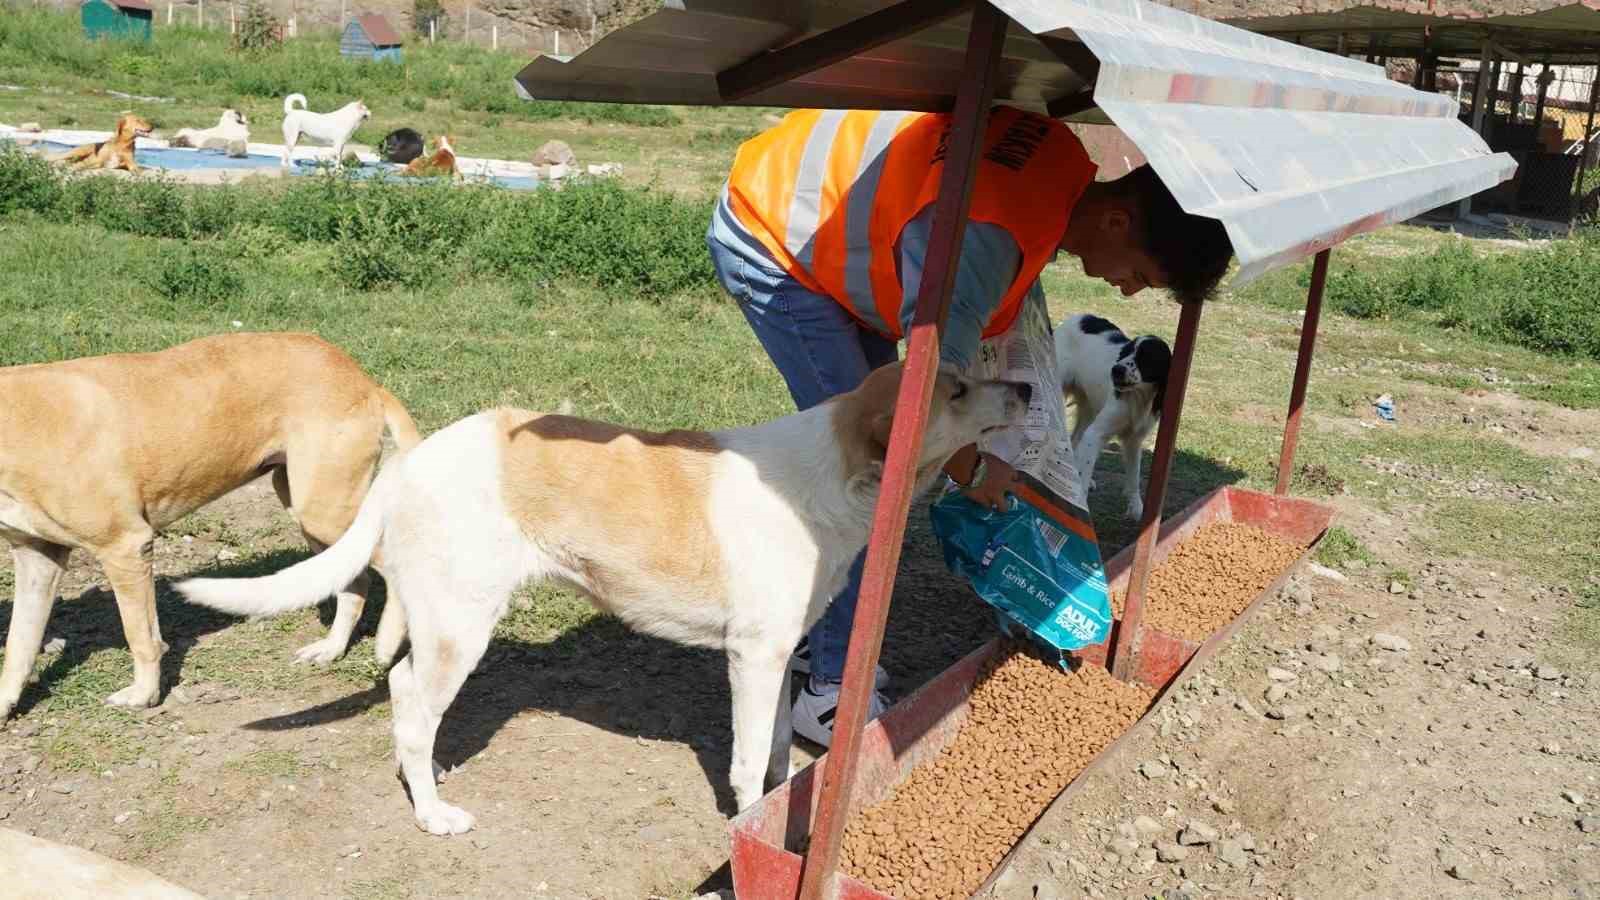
left=726, top=106, right=1097, bottom=340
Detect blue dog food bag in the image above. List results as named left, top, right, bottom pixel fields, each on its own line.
left=931, top=486, right=1112, bottom=655
left=930, top=284, right=1112, bottom=659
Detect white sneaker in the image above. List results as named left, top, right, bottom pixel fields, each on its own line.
left=788, top=637, right=890, bottom=689
left=792, top=678, right=890, bottom=749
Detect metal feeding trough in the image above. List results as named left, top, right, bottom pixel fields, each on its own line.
left=728, top=486, right=1334, bottom=899
left=514, top=1, right=1514, bottom=897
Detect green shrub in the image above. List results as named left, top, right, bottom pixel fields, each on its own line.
left=1299, top=231, right=1600, bottom=362
left=468, top=179, right=713, bottom=293
left=0, top=144, right=716, bottom=297
left=0, top=146, right=61, bottom=215
left=234, top=0, right=282, bottom=53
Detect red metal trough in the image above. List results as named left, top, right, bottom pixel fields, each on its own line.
left=729, top=485, right=1335, bottom=900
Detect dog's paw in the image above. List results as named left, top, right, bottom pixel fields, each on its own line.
left=293, top=638, right=348, bottom=666
left=415, top=802, right=476, bottom=836
left=0, top=698, right=16, bottom=722
left=1125, top=497, right=1144, bottom=521
left=105, top=684, right=159, bottom=709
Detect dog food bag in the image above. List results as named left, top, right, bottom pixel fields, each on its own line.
left=930, top=284, right=1113, bottom=658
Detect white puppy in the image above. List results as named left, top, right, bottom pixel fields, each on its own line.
left=280, top=93, right=370, bottom=168
left=169, top=109, right=250, bottom=149
left=178, top=363, right=1029, bottom=834
left=1055, top=313, right=1172, bottom=521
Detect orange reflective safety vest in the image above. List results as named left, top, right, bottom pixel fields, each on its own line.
left=725, top=106, right=1096, bottom=340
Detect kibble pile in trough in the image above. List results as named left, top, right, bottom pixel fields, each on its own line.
left=840, top=649, right=1155, bottom=899
left=1111, top=522, right=1305, bottom=643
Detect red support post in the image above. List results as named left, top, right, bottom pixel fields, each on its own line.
left=795, top=5, right=1009, bottom=899
left=1109, top=299, right=1204, bottom=682
left=1275, top=248, right=1330, bottom=495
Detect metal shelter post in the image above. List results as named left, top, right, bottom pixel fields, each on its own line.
left=1109, top=300, right=1204, bottom=681
left=1533, top=58, right=1553, bottom=128
left=1571, top=58, right=1600, bottom=222
left=1458, top=40, right=1495, bottom=219
left=795, top=4, right=1010, bottom=897
left=1274, top=249, right=1331, bottom=495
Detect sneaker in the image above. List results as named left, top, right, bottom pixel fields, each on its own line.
left=788, top=637, right=890, bottom=689
left=792, top=678, right=890, bottom=749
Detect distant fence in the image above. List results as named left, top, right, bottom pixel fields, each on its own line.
left=22, top=0, right=596, bottom=56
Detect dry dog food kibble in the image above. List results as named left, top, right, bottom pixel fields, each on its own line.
left=1111, top=522, right=1305, bottom=643
left=840, top=648, right=1155, bottom=900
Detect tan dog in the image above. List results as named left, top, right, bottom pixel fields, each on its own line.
left=56, top=113, right=152, bottom=172
left=179, top=362, right=1030, bottom=833
left=401, top=134, right=458, bottom=179
left=0, top=333, right=419, bottom=720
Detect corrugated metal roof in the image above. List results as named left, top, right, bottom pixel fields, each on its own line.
left=1224, top=2, right=1600, bottom=62
left=513, top=0, right=1515, bottom=288
left=356, top=13, right=404, bottom=47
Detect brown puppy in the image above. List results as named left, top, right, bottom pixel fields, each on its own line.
left=0, top=333, right=419, bottom=720
left=56, top=113, right=153, bottom=172
left=401, top=134, right=458, bottom=179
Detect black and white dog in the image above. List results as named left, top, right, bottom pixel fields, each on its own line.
left=378, top=127, right=425, bottom=165
left=1054, top=314, right=1172, bottom=520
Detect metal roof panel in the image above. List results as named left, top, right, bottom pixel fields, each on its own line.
left=513, top=0, right=1515, bottom=287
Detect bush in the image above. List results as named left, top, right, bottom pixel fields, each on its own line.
left=1305, top=232, right=1600, bottom=362
left=468, top=179, right=713, bottom=294
left=234, top=0, right=282, bottom=53
left=0, top=145, right=716, bottom=297
left=0, top=147, right=61, bottom=215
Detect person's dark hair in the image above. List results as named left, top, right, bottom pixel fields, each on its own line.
left=1111, top=165, right=1234, bottom=304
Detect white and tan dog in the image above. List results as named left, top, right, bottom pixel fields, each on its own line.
left=280, top=93, right=369, bottom=168
left=0, top=333, right=418, bottom=721
left=179, top=363, right=1029, bottom=834
left=169, top=108, right=250, bottom=149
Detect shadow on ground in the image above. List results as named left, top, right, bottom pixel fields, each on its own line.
left=1, top=447, right=1244, bottom=892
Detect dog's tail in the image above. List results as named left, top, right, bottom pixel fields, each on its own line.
left=177, top=465, right=395, bottom=618
left=376, top=386, right=422, bottom=452
left=283, top=93, right=308, bottom=114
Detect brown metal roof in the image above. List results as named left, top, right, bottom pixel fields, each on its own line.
left=355, top=13, right=403, bottom=47
left=1223, top=2, right=1600, bottom=61
left=107, top=0, right=154, bottom=12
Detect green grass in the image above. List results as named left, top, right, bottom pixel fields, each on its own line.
left=0, top=145, right=716, bottom=307
left=0, top=8, right=676, bottom=127
left=1315, top=526, right=1379, bottom=570
left=1237, top=230, right=1600, bottom=369
left=0, top=8, right=773, bottom=197
left=2, top=10, right=1599, bottom=715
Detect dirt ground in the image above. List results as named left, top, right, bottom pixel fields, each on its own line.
left=0, top=474, right=1000, bottom=900
left=987, top=497, right=1600, bottom=900
left=2, top=331, right=1598, bottom=900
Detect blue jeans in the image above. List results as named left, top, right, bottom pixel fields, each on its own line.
left=708, top=235, right=897, bottom=684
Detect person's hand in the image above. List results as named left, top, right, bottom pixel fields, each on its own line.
left=961, top=455, right=1017, bottom=511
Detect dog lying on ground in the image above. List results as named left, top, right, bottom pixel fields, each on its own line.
left=401, top=134, right=459, bottom=179
left=54, top=112, right=152, bottom=172
left=1055, top=313, right=1172, bottom=521
left=178, top=362, right=1029, bottom=834
left=378, top=127, right=425, bottom=164
left=280, top=93, right=369, bottom=168
left=0, top=333, right=418, bottom=721
left=169, top=109, right=250, bottom=149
